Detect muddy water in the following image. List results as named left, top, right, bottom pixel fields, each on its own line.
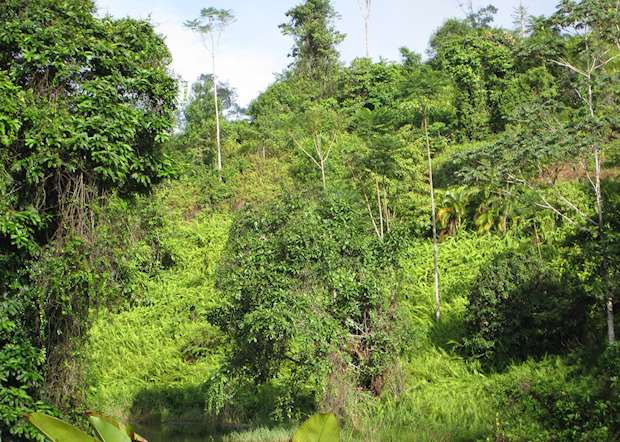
left=131, top=421, right=225, bottom=442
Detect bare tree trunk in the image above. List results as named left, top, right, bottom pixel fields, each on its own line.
left=550, top=53, right=618, bottom=344
left=362, top=190, right=381, bottom=239
left=363, top=15, right=369, bottom=58
left=607, top=285, right=616, bottom=344
left=358, top=0, right=371, bottom=58
left=516, top=1, right=527, bottom=38
left=424, top=115, right=441, bottom=322
left=588, top=79, right=615, bottom=343
left=211, top=35, right=222, bottom=172
left=594, top=145, right=615, bottom=343
left=376, top=178, right=384, bottom=239
left=383, top=187, right=390, bottom=233
left=320, top=158, right=327, bottom=191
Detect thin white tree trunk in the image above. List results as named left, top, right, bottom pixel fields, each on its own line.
left=587, top=79, right=615, bottom=344
left=362, top=190, right=381, bottom=239
left=376, top=178, right=384, bottom=239
left=595, top=147, right=615, bottom=343
left=383, top=187, right=390, bottom=233
left=358, top=0, right=371, bottom=57
left=425, top=115, right=441, bottom=322
left=211, top=34, right=222, bottom=172
left=364, top=15, right=369, bottom=58
left=594, top=144, right=615, bottom=343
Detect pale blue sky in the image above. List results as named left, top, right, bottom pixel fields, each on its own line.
left=95, top=0, right=559, bottom=106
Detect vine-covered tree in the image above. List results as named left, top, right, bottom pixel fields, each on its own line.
left=0, top=0, right=177, bottom=438
left=432, top=23, right=515, bottom=139
left=210, top=196, right=404, bottom=413
left=279, top=0, right=345, bottom=89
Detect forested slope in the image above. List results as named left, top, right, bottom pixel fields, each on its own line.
left=2, top=0, right=620, bottom=441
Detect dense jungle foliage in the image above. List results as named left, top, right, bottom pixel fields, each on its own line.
left=1, top=0, right=620, bottom=440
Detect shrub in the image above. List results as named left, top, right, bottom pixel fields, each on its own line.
left=463, top=251, right=590, bottom=368
left=210, top=194, right=407, bottom=419
left=495, top=359, right=617, bottom=442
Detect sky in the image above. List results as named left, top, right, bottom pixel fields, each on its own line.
left=94, top=0, right=559, bottom=107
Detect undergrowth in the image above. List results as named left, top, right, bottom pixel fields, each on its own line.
left=82, top=157, right=603, bottom=441
left=84, top=175, right=231, bottom=420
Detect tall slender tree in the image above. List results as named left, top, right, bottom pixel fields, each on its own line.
left=358, top=0, right=372, bottom=57
left=424, top=112, right=441, bottom=321
left=185, top=7, right=235, bottom=173
left=183, top=75, right=238, bottom=167
left=512, top=1, right=530, bottom=38
left=457, top=0, right=620, bottom=344
left=549, top=0, right=620, bottom=344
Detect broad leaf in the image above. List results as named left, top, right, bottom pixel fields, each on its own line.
left=26, top=413, right=98, bottom=442
left=129, top=432, right=148, bottom=442
left=292, top=413, right=340, bottom=442
left=88, top=414, right=132, bottom=442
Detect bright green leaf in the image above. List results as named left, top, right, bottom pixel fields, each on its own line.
left=292, top=413, right=340, bottom=442
left=26, top=413, right=98, bottom=442
left=88, top=414, right=132, bottom=442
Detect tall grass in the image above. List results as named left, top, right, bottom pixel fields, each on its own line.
left=83, top=166, right=575, bottom=441
left=222, top=427, right=291, bottom=442
left=336, top=233, right=530, bottom=441
left=340, top=348, right=494, bottom=441
left=84, top=178, right=231, bottom=419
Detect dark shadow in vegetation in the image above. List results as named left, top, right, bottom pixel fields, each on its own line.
left=462, top=250, right=593, bottom=371
left=433, top=142, right=491, bottom=189
left=128, top=382, right=302, bottom=441
left=496, top=344, right=620, bottom=441
left=429, top=307, right=467, bottom=352
left=129, top=384, right=214, bottom=428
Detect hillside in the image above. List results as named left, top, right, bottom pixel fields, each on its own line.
left=2, top=1, right=620, bottom=441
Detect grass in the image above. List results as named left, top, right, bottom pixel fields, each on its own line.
left=339, top=348, right=495, bottom=442
left=222, top=427, right=291, bottom=442
left=82, top=165, right=575, bottom=441
left=83, top=198, right=533, bottom=440
left=398, top=232, right=522, bottom=350
left=84, top=176, right=231, bottom=419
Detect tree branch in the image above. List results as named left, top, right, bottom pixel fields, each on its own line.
left=592, top=53, right=620, bottom=71
left=554, top=188, right=597, bottom=226
left=536, top=198, right=577, bottom=225
left=323, top=133, right=337, bottom=162
left=551, top=59, right=588, bottom=77
left=362, top=188, right=381, bottom=238
left=292, top=136, right=322, bottom=169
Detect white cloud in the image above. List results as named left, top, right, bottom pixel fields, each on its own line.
left=161, top=21, right=282, bottom=107
left=96, top=0, right=283, bottom=107
left=95, top=0, right=559, bottom=107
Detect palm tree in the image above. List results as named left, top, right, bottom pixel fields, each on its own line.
left=437, top=186, right=471, bottom=237
left=473, top=191, right=517, bottom=234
